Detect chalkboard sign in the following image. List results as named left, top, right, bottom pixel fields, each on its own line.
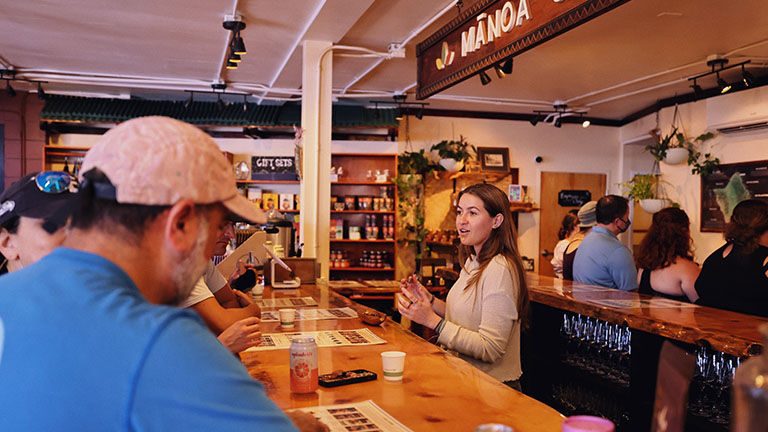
left=558, top=190, right=592, bottom=207
left=251, top=156, right=298, bottom=181
left=701, top=160, right=768, bottom=232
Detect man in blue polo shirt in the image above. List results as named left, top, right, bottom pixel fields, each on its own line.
left=573, top=194, right=638, bottom=291
left=0, top=117, right=313, bottom=431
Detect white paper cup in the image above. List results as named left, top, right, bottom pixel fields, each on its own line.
left=279, top=308, right=296, bottom=328
left=381, top=351, right=406, bottom=381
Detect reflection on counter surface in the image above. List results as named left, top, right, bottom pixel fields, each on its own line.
left=524, top=273, right=767, bottom=432
left=242, top=282, right=564, bottom=431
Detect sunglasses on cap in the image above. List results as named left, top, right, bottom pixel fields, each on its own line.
left=35, top=171, right=75, bottom=194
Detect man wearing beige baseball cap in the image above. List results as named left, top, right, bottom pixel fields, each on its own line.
left=0, top=117, right=323, bottom=431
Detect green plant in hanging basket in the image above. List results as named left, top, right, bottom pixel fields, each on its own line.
left=685, top=132, right=720, bottom=176
left=430, top=136, right=476, bottom=164
left=645, top=127, right=683, bottom=161
left=620, top=173, right=659, bottom=200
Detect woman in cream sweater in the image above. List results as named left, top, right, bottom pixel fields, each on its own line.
left=398, top=183, right=529, bottom=389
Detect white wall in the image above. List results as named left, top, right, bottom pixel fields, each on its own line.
left=399, top=115, right=622, bottom=269
left=619, top=87, right=768, bottom=262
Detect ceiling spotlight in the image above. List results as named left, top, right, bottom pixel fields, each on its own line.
left=229, top=53, right=242, bottom=63
left=231, top=35, right=246, bottom=56
left=479, top=70, right=491, bottom=86
left=224, top=19, right=247, bottom=57
left=6, top=80, right=16, bottom=97
left=415, top=107, right=424, bottom=120
left=554, top=115, right=562, bottom=128
left=494, top=64, right=506, bottom=79
left=395, top=107, right=403, bottom=121
left=37, top=82, right=46, bottom=100
left=582, top=119, right=591, bottom=128
left=529, top=115, right=541, bottom=126
left=716, top=73, right=731, bottom=94
left=500, top=57, right=514, bottom=74
left=226, top=60, right=238, bottom=69
left=742, top=66, right=754, bottom=87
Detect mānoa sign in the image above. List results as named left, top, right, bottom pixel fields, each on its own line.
left=416, top=0, right=631, bottom=99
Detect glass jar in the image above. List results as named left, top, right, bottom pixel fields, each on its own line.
left=732, top=324, right=768, bottom=431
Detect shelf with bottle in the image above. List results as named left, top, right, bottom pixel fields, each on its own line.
left=236, top=180, right=300, bottom=184
left=329, top=249, right=394, bottom=271
left=330, top=153, right=398, bottom=280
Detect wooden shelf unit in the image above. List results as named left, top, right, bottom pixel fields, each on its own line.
left=330, top=153, right=398, bottom=281
left=43, top=146, right=89, bottom=172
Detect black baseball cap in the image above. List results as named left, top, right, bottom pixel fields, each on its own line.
left=0, top=172, right=74, bottom=230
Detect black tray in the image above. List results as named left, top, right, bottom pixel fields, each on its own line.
left=318, top=369, right=377, bottom=387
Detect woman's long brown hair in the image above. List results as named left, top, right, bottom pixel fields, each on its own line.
left=456, top=183, right=529, bottom=330
left=636, top=207, right=694, bottom=270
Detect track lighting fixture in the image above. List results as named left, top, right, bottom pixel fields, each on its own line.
left=223, top=17, right=247, bottom=70
left=742, top=65, right=754, bottom=87
left=531, top=102, right=587, bottom=128
left=387, top=94, right=428, bottom=121
left=0, top=70, right=47, bottom=99
left=716, top=73, right=731, bottom=94
left=494, top=64, right=506, bottom=79
left=479, top=70, right=491, bottom=86
left=500, top=57, right=514, bottom=74
left=688, top=57, right=751, bottom=98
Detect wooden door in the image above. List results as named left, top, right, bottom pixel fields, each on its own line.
left=539, top=172, right=606, bottom=277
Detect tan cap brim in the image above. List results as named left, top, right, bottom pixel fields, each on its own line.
left=222, top=194, right=267, bottom=224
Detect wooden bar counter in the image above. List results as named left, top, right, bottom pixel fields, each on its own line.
left=240, top=283, right=564, bottom=431
left=526, top=273, right=766, bottom=357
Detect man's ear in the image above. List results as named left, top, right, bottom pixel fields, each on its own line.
left=0, top=229, right=20, bottom=262
left=492, top=213, right=504, bottom=229
left=163, top=200, right=198, bottom=253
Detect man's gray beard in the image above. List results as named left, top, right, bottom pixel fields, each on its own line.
left=170, top=215, right=210, bottom=304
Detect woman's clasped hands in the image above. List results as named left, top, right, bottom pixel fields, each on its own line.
left=397, top=275, right=442, bottom=330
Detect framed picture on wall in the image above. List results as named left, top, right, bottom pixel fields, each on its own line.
left=477, top=147, right=510, bottom=172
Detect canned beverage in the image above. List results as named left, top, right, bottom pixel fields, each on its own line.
left=290, top=336, right=318, bottom=393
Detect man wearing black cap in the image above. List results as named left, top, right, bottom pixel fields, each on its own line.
left=0, top=172, right=73, bottom=273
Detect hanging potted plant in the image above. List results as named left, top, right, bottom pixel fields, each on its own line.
left=620, top=173, right=670, bottom=213
left=430, top=136, right=475, bottom=172
left=647, top=127, right=688, bottom=165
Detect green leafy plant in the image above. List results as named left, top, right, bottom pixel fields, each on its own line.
left=620, top=173, right=659, bottom=200
left=397, top=149, right=434, bottom=176
left=430, top=136, right=476, bottom=164
left=645, top=128, right=719, bottom=176
left=685, top=132, right=720, bottom=176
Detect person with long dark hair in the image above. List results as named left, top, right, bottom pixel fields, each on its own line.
left=696, top=199, right=768, bottom=316
left=551, top=209, right=579, bottom=279
left=397, top=183, right=529, bottom=389
left=635, top=207, right=700, bottom=302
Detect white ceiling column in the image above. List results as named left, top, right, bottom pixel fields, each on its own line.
left=300, top=40, right=333, bottom=280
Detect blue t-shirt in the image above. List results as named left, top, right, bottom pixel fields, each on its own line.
left=0, top=248, right=297, bottom=431
left=573, top=226, right=638, bottom=291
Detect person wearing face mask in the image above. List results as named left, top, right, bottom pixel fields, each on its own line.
left=0, top=171, right=74, bottom=274
left=573, top=194, right=638, bottom=291
left=397, top=183, right=529, bottom=390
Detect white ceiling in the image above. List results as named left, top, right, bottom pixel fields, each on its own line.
left=1, top=0, right=767, bottom=122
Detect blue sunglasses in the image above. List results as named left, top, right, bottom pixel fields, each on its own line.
left=35, top=171, right=74, bottom=194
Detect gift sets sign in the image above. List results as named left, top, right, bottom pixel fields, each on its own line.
left=416, top=0, right=631, bottom=99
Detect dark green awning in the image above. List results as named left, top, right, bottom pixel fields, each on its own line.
left=40, top=96, right=398, bottom=128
